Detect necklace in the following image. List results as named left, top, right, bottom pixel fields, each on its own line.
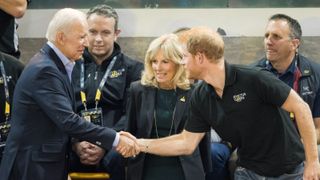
left=153, top=106, right=176, bottom=138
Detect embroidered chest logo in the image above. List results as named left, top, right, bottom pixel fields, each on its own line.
left=302, top=86, right=310, bottom=91
left=233, top=92, right=246, bottom=102
left=301, top=85, right=313, bottom=96
left=110, top=68, right=125, bottom=78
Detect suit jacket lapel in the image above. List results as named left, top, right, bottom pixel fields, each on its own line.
left=41, top=44, right=75, bottom=106
left=143, top=87, right=156, bottom=136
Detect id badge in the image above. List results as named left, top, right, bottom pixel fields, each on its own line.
left=80, top=107, right=103, bottom=126
left=0, top=121, right=11, bottom=146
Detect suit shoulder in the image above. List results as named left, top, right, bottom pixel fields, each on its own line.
left=130, top=81, right=155, bottom=93
left=24, top=54, right=60, bottom=78
left=130, top=80, right=143, bottom=91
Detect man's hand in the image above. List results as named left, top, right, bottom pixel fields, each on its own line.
left=116, top=131, right=140, bottom=158
left=303, top=160, right=320, bottom=180
left=73, top=141, right=105, bottom=165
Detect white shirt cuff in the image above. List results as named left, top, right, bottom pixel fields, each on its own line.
left=112, top=132, right=120, bottom=147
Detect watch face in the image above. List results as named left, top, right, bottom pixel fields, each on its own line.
left=80, top=107, right=103, bottom=126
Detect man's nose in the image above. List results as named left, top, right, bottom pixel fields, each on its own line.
left=95, top=34, right=103, bottom=41
left=265, top=36, right=273, bottom=45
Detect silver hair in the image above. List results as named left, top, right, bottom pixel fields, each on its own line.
left=45, top=8, right=86, bottom=42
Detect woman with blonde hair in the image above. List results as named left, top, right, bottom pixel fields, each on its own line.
left=126, top=34, right=206, bottom=180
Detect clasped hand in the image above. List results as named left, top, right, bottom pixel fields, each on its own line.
left=73, top=141, right=105, bottom=165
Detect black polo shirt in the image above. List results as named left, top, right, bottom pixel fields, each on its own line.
left=185, top=62, right=304, bottom=177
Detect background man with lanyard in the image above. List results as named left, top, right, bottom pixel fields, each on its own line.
left=0, top=52, right=24, bottom=159
left=70, top=5, right=143, bottom=180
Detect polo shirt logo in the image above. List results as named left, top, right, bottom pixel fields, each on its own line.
left=233, top=92, right=246, bottom=102
left=302, top=86, right=310, bottom=91
left=110, top=68, right=125, bottom=78
left=301, top=85, right=313, bottom=96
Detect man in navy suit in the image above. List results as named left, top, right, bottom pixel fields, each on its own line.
left=0, top=8, right=138, bottom=180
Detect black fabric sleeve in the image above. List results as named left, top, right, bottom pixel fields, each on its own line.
left=255, top=69, right=291, bottom=107
left=184, top=85, right=211, bottom=133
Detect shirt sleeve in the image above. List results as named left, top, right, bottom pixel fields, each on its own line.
left=184, top=86, right=211, bottom=133
left=255, top=69, right=291, bottom=107
left=112, top=133, right=120, bottom=147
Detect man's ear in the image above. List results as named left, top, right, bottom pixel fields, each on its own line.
left=291, top=38, right=300, bottom=51
left=56, top=31, right=65, bottom=45
left=196, top=52, right=204, bottom=64
left=114, top=29, right=121, bottom=41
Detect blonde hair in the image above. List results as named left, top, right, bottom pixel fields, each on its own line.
left=141, top=34, right=190, bottom=90
left=46, top=8, right=87, bottom=42
left=187, top=26, right=224, bottom=62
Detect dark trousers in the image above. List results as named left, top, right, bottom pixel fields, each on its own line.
left=206, top=142, right=231, bottom=180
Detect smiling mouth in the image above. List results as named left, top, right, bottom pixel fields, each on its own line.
left=156, top=73, right=166, bottom=77
left=266, top=49, right=277, bottom=53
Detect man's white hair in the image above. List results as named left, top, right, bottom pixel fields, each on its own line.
left=46, top=8, right=86, bottom=42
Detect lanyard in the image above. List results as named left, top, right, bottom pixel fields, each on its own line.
left=0, top=59, right=10, bottom=121
left=290, top=59, right=302, bottom=122
left=292, top=60, right=302, bottom=93
left=80, top=56, right=117, bottom=110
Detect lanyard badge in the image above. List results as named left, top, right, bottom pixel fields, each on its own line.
left=79, top=56, right=117, bottom=126
left=0, top=58, right=11, bottom=148
left=0, top=121, right=10, bottom=147
left=80, top=107, right=103, bottom=126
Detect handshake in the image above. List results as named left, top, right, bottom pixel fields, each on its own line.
left=116, top=131, right=145, bottom=158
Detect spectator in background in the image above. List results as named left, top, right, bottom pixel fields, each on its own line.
left=70, top=5, right=143, bottom=180
left=0, top=52, right=24, bottom=160
left=254, top=13, right=320, bottom=159
left=0, top=8, right=138, bottom=180
left=0, top=0, right=30, bottom=59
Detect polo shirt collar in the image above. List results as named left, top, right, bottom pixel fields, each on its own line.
left=204, top=61, right=236, bottom=97
left=224, top=62, right=237, bottom=87
left=265, top=56, right=297, bottom=76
